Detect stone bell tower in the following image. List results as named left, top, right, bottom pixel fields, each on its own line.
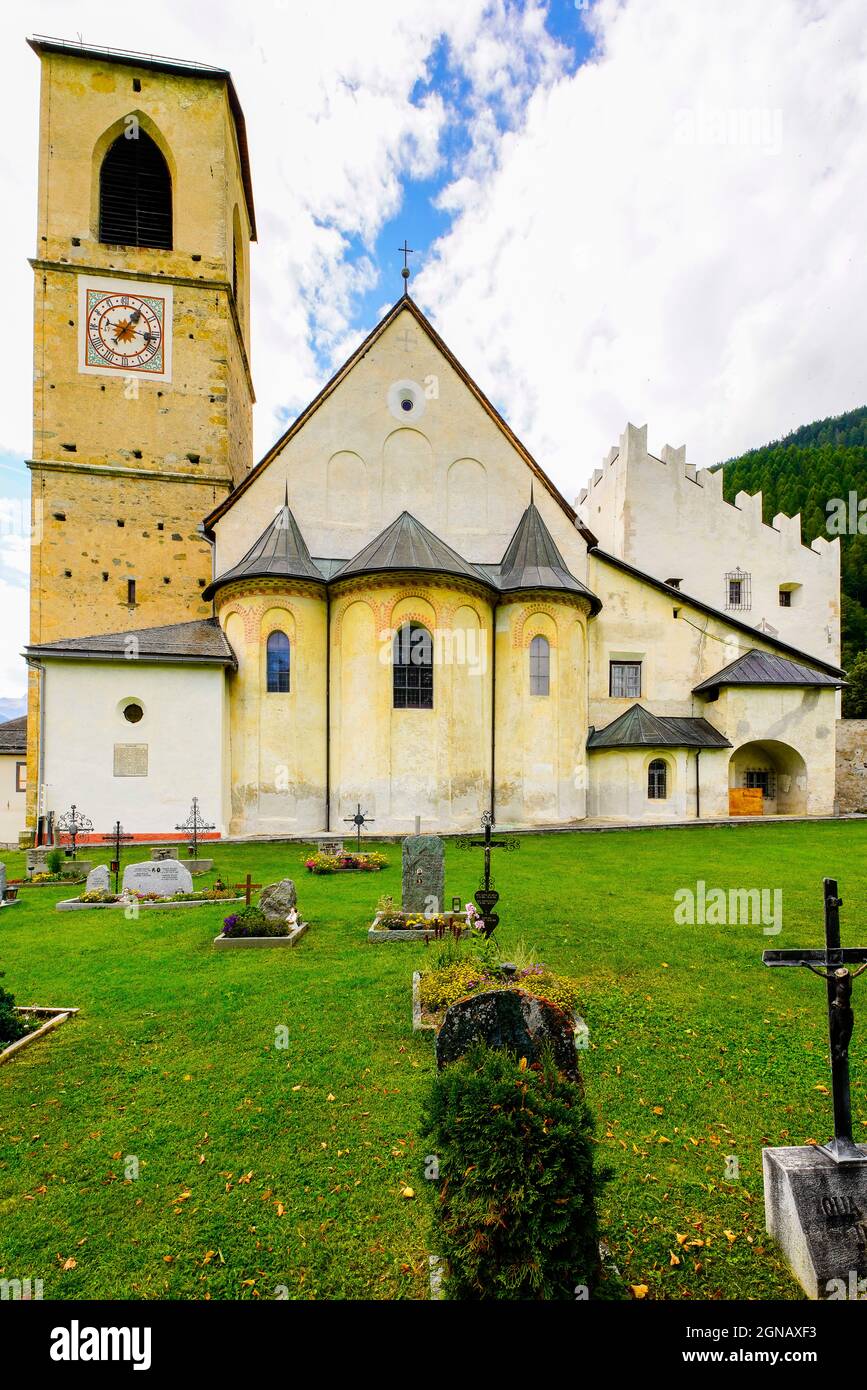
left=25, top=36, right=257, bottom=830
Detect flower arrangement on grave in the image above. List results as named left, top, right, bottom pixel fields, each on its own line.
left=416, top=935, right=582, bottom=1024
left=221, top=904, right=291, bottom=938
left=75, top=886, right=238, bottom=905
left=304, top=850, right=388, bottom=874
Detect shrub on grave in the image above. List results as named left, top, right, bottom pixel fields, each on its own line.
left=0, top=975, right=30, bottom=1046
left=420, top=1042, right=608, bottom=1299
left=47, top=848, right=63, bottom=875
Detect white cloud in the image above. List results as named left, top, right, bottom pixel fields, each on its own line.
left=416, top=0, right=867, bottom=499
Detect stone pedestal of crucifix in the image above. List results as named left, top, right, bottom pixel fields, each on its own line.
left=761, top=878, right=867, bottom=1299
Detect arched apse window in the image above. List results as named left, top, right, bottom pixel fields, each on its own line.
left=393, top=623, right=433, bottom=709
left=100, top=130, right=172, bottom=249
left=648, top=758, right=668, bottom=800
left=529, top=635, right=550, bottom=696
left=266, top=631, right=290, bottom=693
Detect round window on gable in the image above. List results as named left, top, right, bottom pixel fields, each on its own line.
left=123, top=702, right=144, bottom=724
left=386, top=379, right=426, bottom=423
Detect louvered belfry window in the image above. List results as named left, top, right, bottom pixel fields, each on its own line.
left=99, top=132, right=173, bottom=250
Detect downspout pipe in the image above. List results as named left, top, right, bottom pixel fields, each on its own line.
left=490, top=606, right=497, bottom=820
left=26, top=658, right=46, bottom=845
left=695, top=748, right=701, bottom=819
left=325, top=586, right=331, bottom=831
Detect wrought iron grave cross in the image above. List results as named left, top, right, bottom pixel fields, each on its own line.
left=763, top=878, right=867, bottom=1165
left=109, top=820, right=134, bottom=894
left=174, top=797, right=215, bottom=859
left=466, top=811, right=519, bottom=938
left=55, top=804, right=93, bottom=858
left=343, top=803, right=374, bottom=852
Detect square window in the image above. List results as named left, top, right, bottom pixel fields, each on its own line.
left=610, top=661, right=641, bottom=699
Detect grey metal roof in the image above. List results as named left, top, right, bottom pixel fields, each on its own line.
left=330, top=512, right=496, bottom=589
left=587, top=704, right=731, bottom=750
left=0, top=715, right=26, bottom=753
left=25, top=618, right=237, bottom=668
left=693, top=647, right=846, bottom=697
left=498, top=500, right=601, bottom=611
left=203, top=496, right=325, bottom=600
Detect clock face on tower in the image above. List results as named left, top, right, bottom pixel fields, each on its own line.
left=78, top=276, right=173, bottom=381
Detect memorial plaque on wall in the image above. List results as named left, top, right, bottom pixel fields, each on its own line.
left=113, top=743, right=148, bottom=777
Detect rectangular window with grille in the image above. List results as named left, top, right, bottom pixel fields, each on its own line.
left=725, top=570, right=751, bottom=610
left=779, top=589, right=792, bottom=607
left=610, top=661, right=641, bottom=698
left=744, top=768, right=775, bottom=798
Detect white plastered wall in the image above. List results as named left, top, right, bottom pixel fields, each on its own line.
left=39, top=659, right=229, bottom=835
left=0, top=753, right=27, bottom=845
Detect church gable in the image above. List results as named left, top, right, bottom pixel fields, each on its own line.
left=207, top=298, right=592, bottom=584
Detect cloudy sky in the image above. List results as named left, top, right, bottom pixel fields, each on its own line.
left=0, top=0, right=865, bottom=702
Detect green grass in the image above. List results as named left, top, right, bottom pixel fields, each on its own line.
left=1, top=821, right=866, bottom=1300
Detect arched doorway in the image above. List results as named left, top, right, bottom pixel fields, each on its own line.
left=728, top=740, right=808, bottom=815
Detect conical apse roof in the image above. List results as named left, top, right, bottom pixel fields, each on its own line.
left=330, top=511, right=495, bottom=589
left=498, top=500, right=601, bottom=611
left=202, top=492, right=324, bottom=600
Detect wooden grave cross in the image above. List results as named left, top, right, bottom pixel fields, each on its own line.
left=233, top=873, right=262, bottom=908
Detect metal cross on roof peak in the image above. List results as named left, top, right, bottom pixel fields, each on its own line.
left=763, top=877, right=867, bottom=1165
left=398, top=240, right=414, bottom=292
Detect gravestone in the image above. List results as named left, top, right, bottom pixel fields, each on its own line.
left=316, top=837, right=344, bottom=856
left=259, top=879, right=298, bottom=923
left=26, top=847, right=50, bottom=878
left=763, top=1146, right=867, bottom=1299
left=151, top=847, right=174, bottom=861
left=436, top=988, right=582, bottom=1084
left=85, top=864, right=111, bottom=894
left=122, top=859, right=194, bottom=897
left=61, top=860, right=92, bottom=878
left=402, top=835, right=444, bottom=914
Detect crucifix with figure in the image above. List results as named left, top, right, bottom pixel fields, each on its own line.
left=763, top=878, right=867, bottom=1165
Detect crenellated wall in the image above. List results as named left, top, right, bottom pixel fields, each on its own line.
left=577, top=422, right=840, bottom=669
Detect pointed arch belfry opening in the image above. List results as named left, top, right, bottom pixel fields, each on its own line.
left=98, top=122, right=173, bottom=249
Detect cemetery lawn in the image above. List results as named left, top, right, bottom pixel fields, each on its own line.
left=1, top=820, right=866, bottom=1301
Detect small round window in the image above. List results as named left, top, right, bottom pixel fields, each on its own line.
left=387, top=379, right=426, bottom=422
left=123, top=702, right=144, bottom=724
